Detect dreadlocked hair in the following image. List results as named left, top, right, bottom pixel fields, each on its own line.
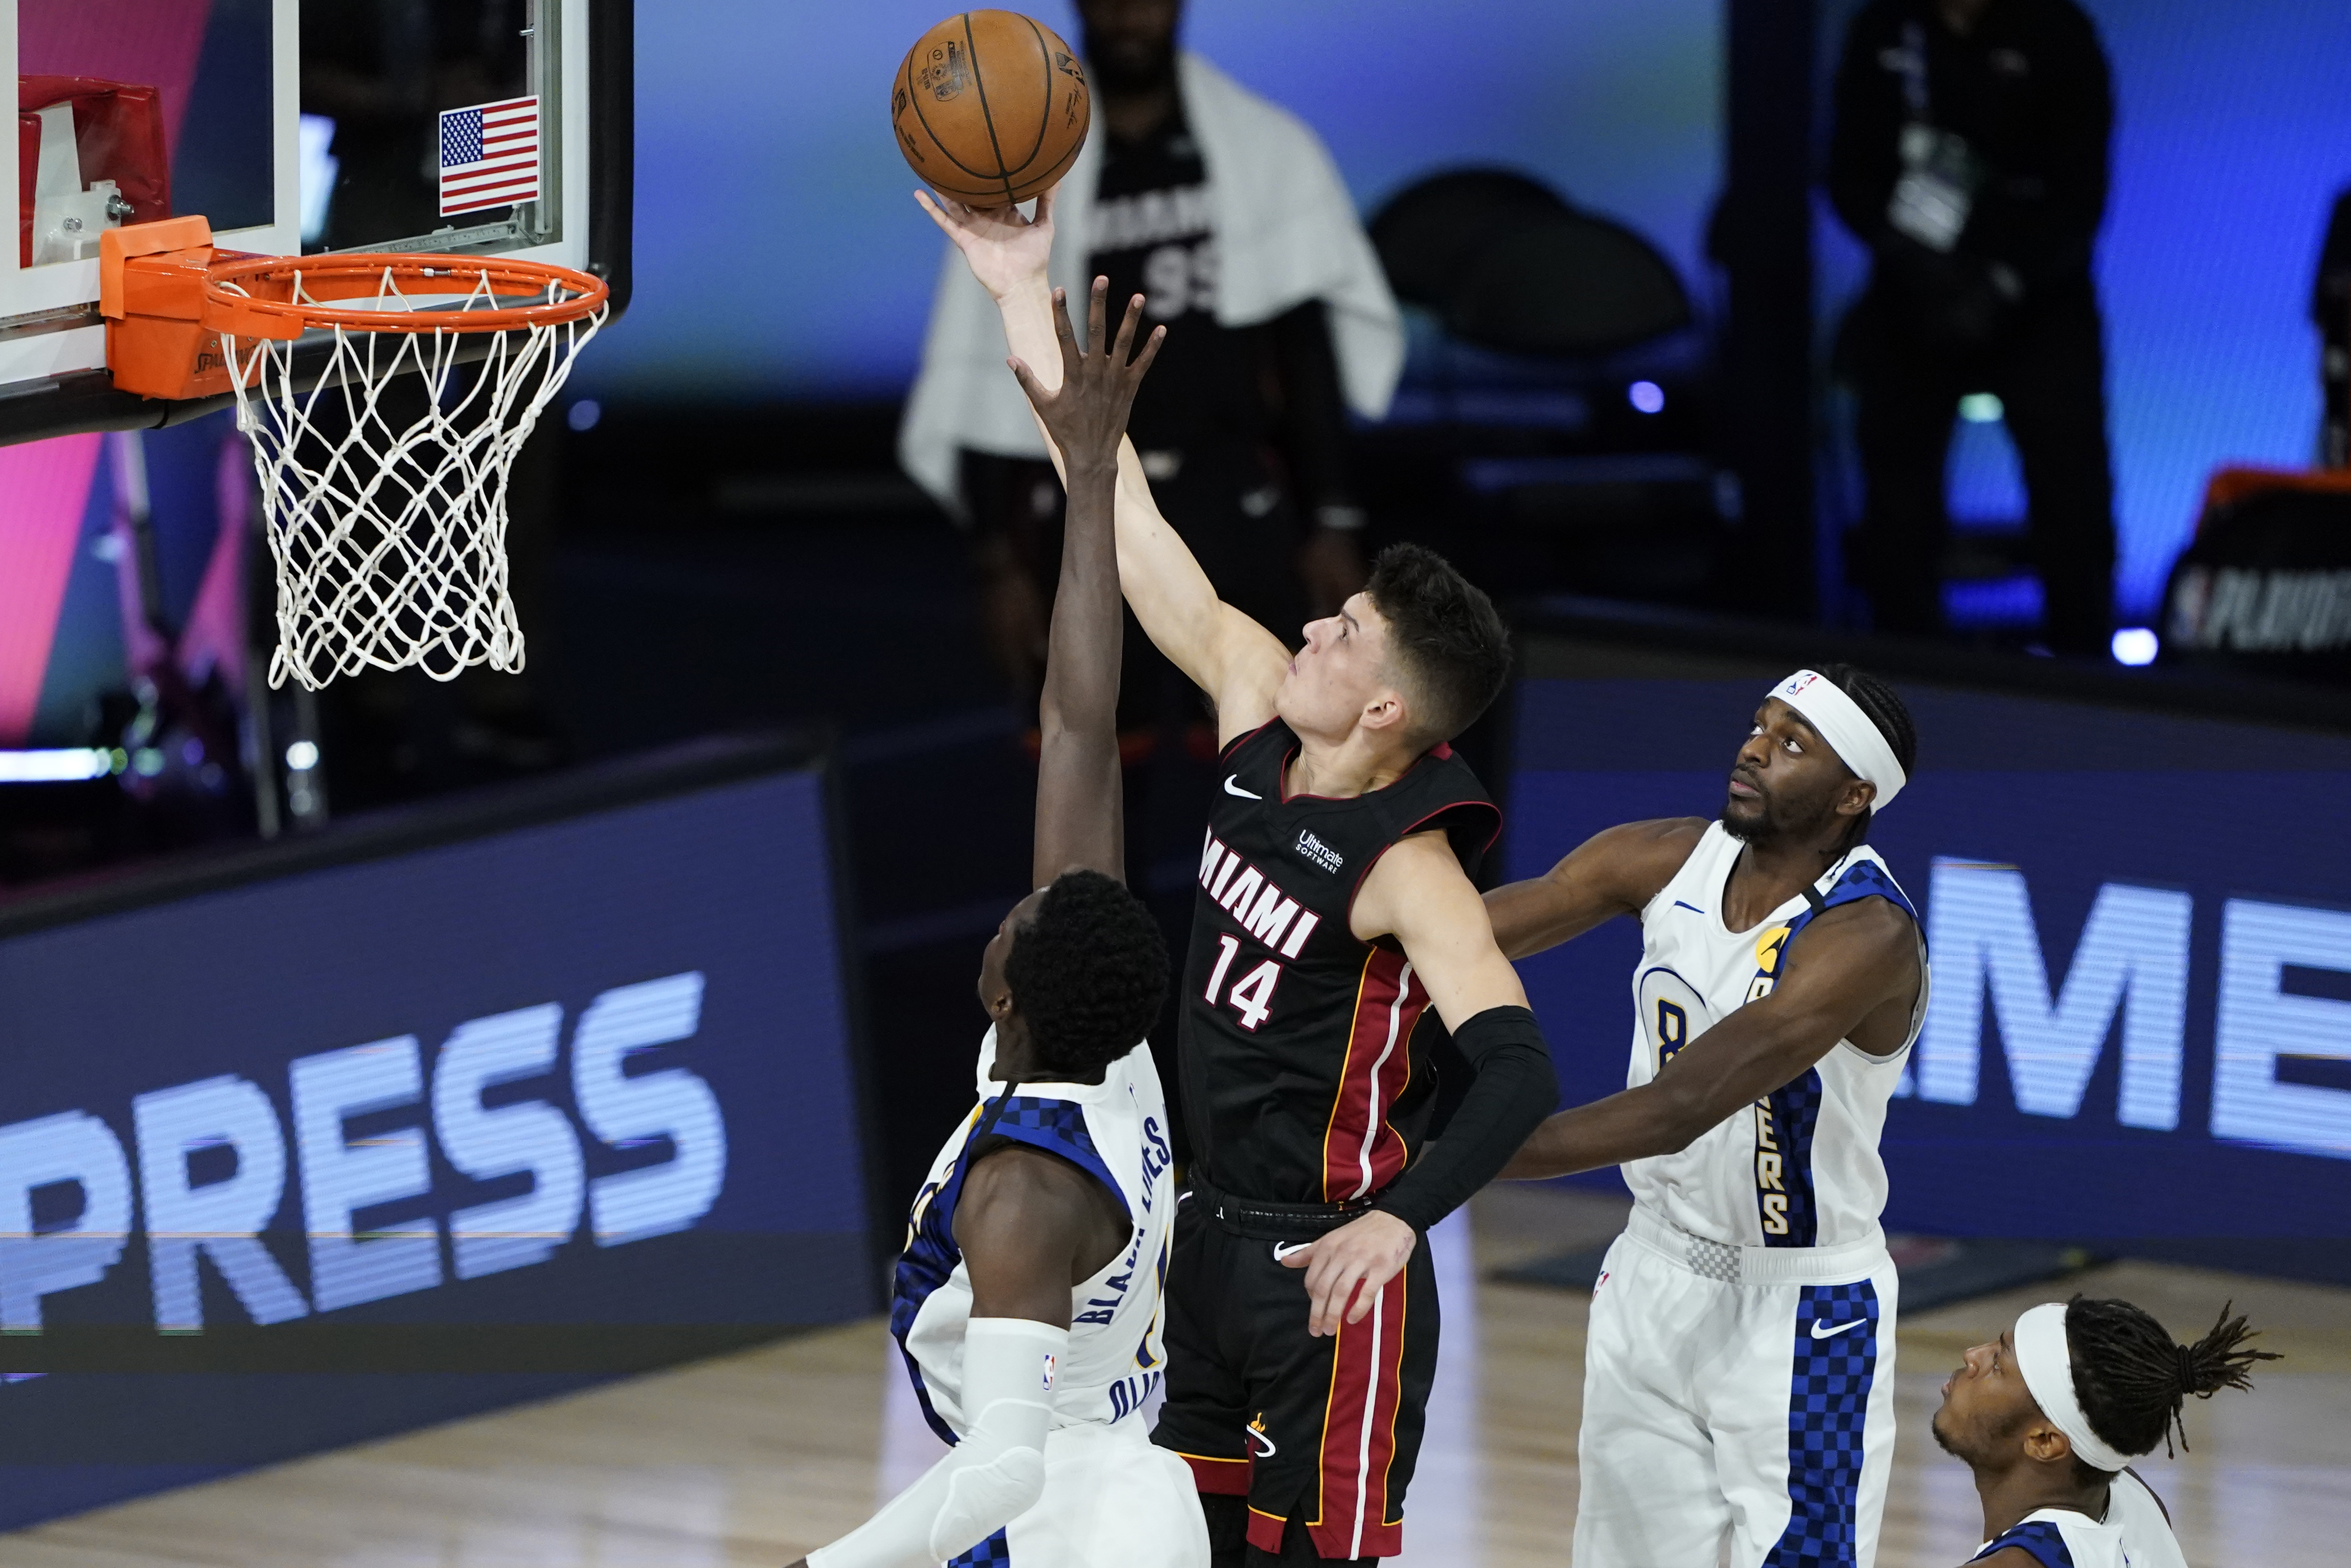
left=1816, top=663, right=1918, bottom=852
left=2064, top=1294, right=2279, bottom=1477
left=1002, top=869, right=1168, bottom=1078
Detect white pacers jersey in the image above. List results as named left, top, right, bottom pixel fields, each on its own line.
left=1969, top=1471, right=2188, bottom=1568
left=1624, top=823, right=1926, bottom=1251
left=892, top=1028, right=1177, bottom=1439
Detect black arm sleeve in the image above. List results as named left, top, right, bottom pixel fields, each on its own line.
left=1372, top=1005, right=1559, bottom=1234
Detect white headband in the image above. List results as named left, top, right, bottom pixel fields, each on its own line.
left=2014, top=1302, right=2134, bottom=1472
left=1769, top=670, right=1907, bottom=810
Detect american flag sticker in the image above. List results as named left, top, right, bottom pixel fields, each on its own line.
left=438, top=95, right=540, bottom=216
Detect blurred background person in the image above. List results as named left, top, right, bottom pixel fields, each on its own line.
left=899, top=0, right=1400, bottom=754
left=2315, top=185, right=2351, bottom=469
left=1829, top=0, right=2115, bottom=653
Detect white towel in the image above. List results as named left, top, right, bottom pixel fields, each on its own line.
left=897, top=51, right=1404, bottom=516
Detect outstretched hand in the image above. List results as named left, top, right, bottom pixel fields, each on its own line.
left=1006, top=278, right=1166, bottom=474
left=915, top=185, right=1057, bottom=302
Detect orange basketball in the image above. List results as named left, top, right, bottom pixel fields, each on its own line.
left=893, top=11, right=1090, bottom=208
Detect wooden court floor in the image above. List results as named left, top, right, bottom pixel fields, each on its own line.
left=8, top=1186, right=2348, bottom=1567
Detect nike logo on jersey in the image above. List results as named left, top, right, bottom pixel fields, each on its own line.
left=1271, top=1240, right=1313, bottom=1262
left=1811, top=1317, right=1868, bottom=1340
left=1223, top=774, right=1261, bottom=799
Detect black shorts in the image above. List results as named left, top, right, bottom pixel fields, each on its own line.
left=1150, top=1191, right=1441, bottom=1560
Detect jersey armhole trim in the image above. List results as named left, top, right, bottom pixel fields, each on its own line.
left=965, top=1132, right=1134, bottom=1227
left=1341, top=798, right=1503, bottom=941
left=1220, top=716, right=1282, bottom=765
left=1786, top=886, right=1925, bottom=1061
left=1969, top=1518, right=2076, bottom=1568
left=1635, top=819, right=1717, bottom=928
left=968, top=1105, right=1134, bottom=1226
left=2120, top=1466, right=2174, bottom=1526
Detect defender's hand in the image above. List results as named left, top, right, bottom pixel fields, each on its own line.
left=1279, top=1210, right=1417, bottom=1337
left=915, top=185, right=1058, bottom=302
left=1006, top=279, right=1166, bottom=473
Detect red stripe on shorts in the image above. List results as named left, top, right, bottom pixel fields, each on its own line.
left=1318, top=949, right=1422, bottom=1201
left=1307, top=1263, right=1410, bottom=1559
left=1245, top=1507, right=1289, bottom=1553
left=1176, top=1450, right=1252, bottom=1495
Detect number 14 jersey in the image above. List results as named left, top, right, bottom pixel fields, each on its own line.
left=1180, top=718, right=1499, bottom=1206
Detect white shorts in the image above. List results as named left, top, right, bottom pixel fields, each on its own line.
left=1571, top=1208, right=1900, bottom=1568
left=955, top=1417, right=1209, bottom=1567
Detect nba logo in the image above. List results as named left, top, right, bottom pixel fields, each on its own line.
left=1041, top=1353, right=1057, bottom=1391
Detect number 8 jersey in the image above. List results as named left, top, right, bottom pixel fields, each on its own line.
left=1181, top=718, right=1499, bottom=1206
left=1626, top=822, right=1928, bottom=1249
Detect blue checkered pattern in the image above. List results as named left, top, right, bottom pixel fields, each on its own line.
left=1971, top=1519, right=2073, bottom=1568
left=1761, top=1067, right=1824, bottom=1246
left=1763, top=1281, right=1880, bottom=1566
left=1747, top=856, right=1918, bottom=1249
left=1820, top=858, right=1920, bottom=926
left=949, top=1526, right=1014, bottom=1565
left=987, top=1097, right=1125, bottom=1219
left=888, top=1093, right=1123, bottom=1444
left=439, top=108, right=484, bottom=167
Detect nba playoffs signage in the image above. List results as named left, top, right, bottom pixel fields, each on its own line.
left=0, top=753, right=872, bottom=1531
left=1509, top=677, right=2351, bottom=1247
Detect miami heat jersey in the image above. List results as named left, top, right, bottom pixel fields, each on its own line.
left=1181, top=719, right=1498, bottom=1205
left=1970, top=1471, right=2187, bottom=1568
left=1624, top=823, right=1927, bottom=1250
left=892, top=1029, right=1177, bottom=1438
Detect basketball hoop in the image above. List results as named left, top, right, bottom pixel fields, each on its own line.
left=100, top=216, right=609, bottom=690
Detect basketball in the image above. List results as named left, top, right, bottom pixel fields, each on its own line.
left=892, top=11, right=1090, bottom=208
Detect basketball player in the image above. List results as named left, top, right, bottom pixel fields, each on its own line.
left=795, top=288, right=1207, bottom=1567
left=1483, top=665, right=1928, bottom=1567
left=1932, top=1296, right=2275, bottom=1566
left=920, top=198, right=1560, bottom=1565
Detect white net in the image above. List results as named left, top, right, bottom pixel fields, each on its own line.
left=220, top=264, right=606, bottom=689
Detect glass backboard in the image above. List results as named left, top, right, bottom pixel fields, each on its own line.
left=0, top=0, right=628, bottom=444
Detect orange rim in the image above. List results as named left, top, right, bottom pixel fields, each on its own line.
left=201, top=252, right=609, bottom=335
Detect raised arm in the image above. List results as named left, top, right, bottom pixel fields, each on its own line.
left=1500, top=896, right=1920, bottom=1180
left=1005, top=280, right=1162, bottom=887
left=1482, top=816, right=1705, bottom=959
left=916, top=189, right=1290, bottom=740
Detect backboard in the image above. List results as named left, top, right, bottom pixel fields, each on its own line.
left=0, top=0, right=630, bottom=447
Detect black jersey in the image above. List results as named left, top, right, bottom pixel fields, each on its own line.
left=1180, top=719, right=1500, bottom=1206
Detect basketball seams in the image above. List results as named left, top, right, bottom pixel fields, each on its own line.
left=895, top=11, right=1081, bottom=204
left=958, top=12, right=1019, bottom=207
left=903, top=39, right=1007, bottom=186
left=1026, top=132, right=1084, bottom=192
left=1007, top=15, right=1053, bottom=176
